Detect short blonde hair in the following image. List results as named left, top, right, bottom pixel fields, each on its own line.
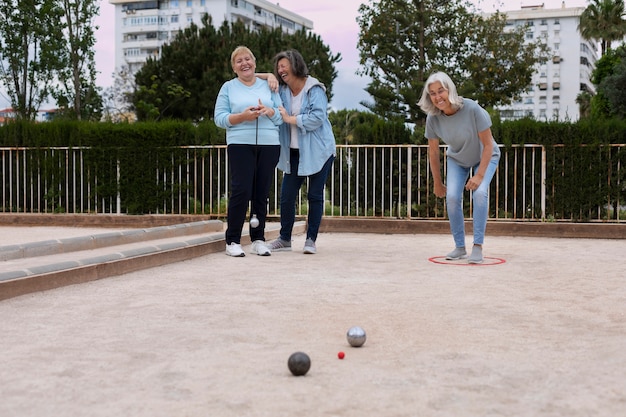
left=417, top=71, right=464, bottom=116
left=230, top=46, right=256, bottom=69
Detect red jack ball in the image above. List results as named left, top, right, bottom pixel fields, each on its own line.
left=338, top=351, right=345, bottom=359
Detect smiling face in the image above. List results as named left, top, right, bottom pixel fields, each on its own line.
left=232, top=51, right=256, bottom=82
left=428, top=81, right=454, bottom=115
left=276, top=57, right=293, bottom=85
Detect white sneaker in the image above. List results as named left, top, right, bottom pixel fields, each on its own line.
left=251, top=240, right=271, bottom=256
left=225, top=242, right=245, bottom=257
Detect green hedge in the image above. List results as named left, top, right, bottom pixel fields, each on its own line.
left=1, top=118, right=624, bottom=217
left=0, top=120, right=226, bottom=147
left=2, top=117, right=625, bottom=148
left=492, top=118, right=626, bottom=147
left=0, top=120, right=227, bottom=214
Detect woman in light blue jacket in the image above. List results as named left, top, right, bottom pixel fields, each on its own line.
left=266, top=50, right=336, bottom=254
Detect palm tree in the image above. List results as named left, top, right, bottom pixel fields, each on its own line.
left=575, top=91, right=592, bottom=118
left=578, top=0, right=626, bottom=56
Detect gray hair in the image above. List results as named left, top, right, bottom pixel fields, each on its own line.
left=417, top=72, right=464, bottom=116
left=272, top=49, right=309, bottom=85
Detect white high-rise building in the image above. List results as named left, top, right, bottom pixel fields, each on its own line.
left=493, top=4, right=598, bottom=122
left=109, top=0, right=313, bottom=74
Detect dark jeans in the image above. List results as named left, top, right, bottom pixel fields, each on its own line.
left=226, top=144, right=280, bottom=244
left=279, top=149, right=335, bottom=242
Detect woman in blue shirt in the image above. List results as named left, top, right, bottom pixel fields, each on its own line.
left=265, top=50, right=336, bottom=254
left=214, top=46, right=283, bottom=257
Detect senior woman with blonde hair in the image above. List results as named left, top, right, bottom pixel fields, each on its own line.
left=214, top=46, right=283, bottom=257
left=417, top=71, right=500, bottom=264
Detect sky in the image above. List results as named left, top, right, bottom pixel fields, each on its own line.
left=91, top=0, right=588, bottom=111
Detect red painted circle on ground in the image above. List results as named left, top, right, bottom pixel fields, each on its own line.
left=428, top=256, right=506, bottom=266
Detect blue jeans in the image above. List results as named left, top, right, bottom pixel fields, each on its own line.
left=279, top=150, right=335, bottom=242
left=446, top=154, right=500, bottom=247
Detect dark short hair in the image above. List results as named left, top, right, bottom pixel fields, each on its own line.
left=273, top=49, right=309, bottom=85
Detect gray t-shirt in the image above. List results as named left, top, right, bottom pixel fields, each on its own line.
left=425, top=98, right=500, bottom=168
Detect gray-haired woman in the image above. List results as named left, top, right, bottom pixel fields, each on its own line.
left=417, top=71, right=500, bottom=264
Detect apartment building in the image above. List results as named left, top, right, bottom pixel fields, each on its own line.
left=494, top=4, right=598, bottom=122
left=109, top=0, right=313, bottom=74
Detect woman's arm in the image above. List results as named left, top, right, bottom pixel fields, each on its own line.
left=465, top=128, right=494, bottom=191
left=282, top=86, right=326, bottom=131
left=255, top=73, right=279, bottom=92
left=428, top=138, right=446, bottom=198
left=228, top=107, right=262, bottom=126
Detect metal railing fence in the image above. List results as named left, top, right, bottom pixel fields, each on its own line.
left=1, top=144, right=624, bottom=222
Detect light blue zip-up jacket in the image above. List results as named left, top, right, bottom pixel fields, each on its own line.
left=277, top=76, right=336, bottom=176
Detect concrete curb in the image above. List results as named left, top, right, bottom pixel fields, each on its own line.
left=0, top=220, right=223, bottom=261
left=0, top=222, right=306, bottom=301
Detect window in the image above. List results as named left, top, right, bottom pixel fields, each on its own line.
left=171, top=0, right=179, bottom=8
left=186, top=0, right=192, bottom=6
left=171, top=15, right=179, bottom=23
left=553, top=43, right=559, bottom=51
left=124, top=48, right=141, bottom=57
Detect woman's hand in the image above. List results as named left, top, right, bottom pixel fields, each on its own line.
left=267, top=74, right=279, bottom=92
left=434, top=181, right=447, bottom=198
left=256, top=99, right=275, bottom=118
left=278, top=106, right=296, bottom=124
left=242, top=105, right=260, bottom=121
left=465, top=173, right=484, bottom=191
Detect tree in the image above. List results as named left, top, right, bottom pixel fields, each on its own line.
left=357, top=0, right=550, bottom=123
left=579, top=0, right=626, bottom=56
left=53, top=0, right=101, bottom=121
left=102, top=66, right=137, bottom=122
left=0, top=0, right=65, bottom=120
left=576, top=91, right=593, bottom=119
left=329, top=109, right=412, bottom=145
left=132, top=16, right=341, bottom=121
left=596, top=46, right=626, bottom=117
left=589, top=47, right=624, bottom=118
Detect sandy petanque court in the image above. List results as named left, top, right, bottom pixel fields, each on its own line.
left=1, top=230, right=626, bottom=416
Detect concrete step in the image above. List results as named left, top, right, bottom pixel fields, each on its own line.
left=0, top=220, right=223, bottom=262
left=0, top=221, right=305, bottom=301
